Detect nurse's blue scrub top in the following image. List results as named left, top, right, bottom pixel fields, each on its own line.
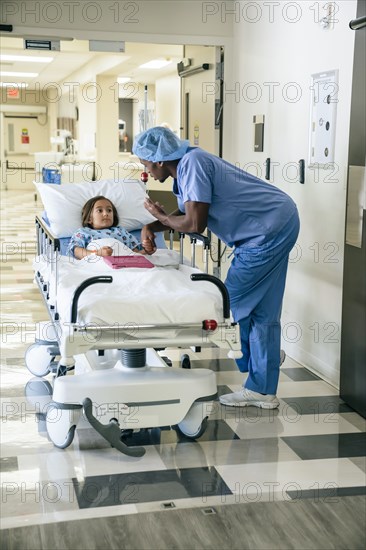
left=173, top=147, right=297, bottom=247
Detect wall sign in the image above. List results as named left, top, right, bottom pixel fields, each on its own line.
left=7, top=87, right=20, bottom=99
left=21, top=128, right=30, bottom=144
left=308, top=69, right=338, bottom=168
left=194, top=122, right=199, bottom=145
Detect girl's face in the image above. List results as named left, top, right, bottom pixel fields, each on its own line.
left=89, top=199, right=114, bottom=229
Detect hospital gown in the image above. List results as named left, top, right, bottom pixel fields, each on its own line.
left=67, top=226, right=140, bottom=257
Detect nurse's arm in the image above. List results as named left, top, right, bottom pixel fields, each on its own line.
left=141, top=207, right=183, bottom=247
left=147, top=200, right=209, bottom=234
left=143, top=207, right=184, bottom=233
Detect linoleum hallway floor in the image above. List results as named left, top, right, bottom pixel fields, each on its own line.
left=1, top=190, right=365, bottom=550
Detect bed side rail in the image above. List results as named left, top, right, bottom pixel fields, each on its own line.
left=35, top=215, right=61, bottom=320
left=168, top=229, right=211, bottom=272
left=69, top=274, right=230, bottom=325
left=35, top=215, right=60, bottom=255
left=191, top=273, right=230, bottom=320
left=71, top=276, right=113, bottom=323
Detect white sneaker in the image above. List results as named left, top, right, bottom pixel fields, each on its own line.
left=280, top=349, right=286, bottom=366
left=219, top=387, right=280, bottom=409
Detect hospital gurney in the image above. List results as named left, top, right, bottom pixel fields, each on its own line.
left=28, top=182, right=241, bottom=457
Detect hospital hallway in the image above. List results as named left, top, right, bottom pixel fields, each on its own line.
left=0, top=189, right=365, bottom=550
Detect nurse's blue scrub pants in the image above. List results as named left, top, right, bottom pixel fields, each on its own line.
left=224, top=211, right=300, bottom=395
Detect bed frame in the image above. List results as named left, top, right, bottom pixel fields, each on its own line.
left=26, top=216, right=241, bottom=456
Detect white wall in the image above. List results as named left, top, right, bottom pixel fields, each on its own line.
left=77, top=84, right=96, bottom=160
left=155, top=75, right=181, bottom=135
left=96, top=75, right=119, bottom=180
left=226, top=0, right=357, bottom=387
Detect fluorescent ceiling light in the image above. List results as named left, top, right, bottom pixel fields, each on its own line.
left=0, top=71, right=38, bottom=77
left=139, top=59, right=171, bottom=69
left=0, top=54, right=53, bottom=63
left=117, top=77, right=131, bottom=83
left=0, top=82, right=29, bottom=87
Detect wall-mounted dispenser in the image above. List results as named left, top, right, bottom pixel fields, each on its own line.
left=308, top=69, right=338, bottom=167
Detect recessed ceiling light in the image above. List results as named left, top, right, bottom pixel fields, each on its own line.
left=0, top=55, right=53, bottom=63
left=117, top=77, right=131, bottom=83
left=0, top=82, right=29, bottom=87
left=0, top=71, right=38, bottom=77
left=139, top=59, right=172, bottom=69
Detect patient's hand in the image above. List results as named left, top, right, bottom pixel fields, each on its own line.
left=74, top=245, right=113, bottom=259
left=98, top=246, right=113, bottom=257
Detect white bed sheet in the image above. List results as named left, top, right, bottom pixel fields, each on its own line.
left=34, top=251, right=225, bottom=327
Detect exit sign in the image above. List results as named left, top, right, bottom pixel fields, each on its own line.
left=7, top=87, right=20, bottom=99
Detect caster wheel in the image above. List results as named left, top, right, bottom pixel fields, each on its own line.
left=181, top=354, right=191, bottom=369
left=177, top=417, right=208, bottom=439
left=53, top=425, right=76, bottom=449
left=25, top=343, right=54, bottom=377
left=177, top=401, right=209, bottom=439
left=46, top=405, right=81, bottom=449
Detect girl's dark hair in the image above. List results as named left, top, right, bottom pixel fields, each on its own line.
left=81, top=196, right=119, bottom=228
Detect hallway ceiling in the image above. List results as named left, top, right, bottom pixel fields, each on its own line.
left=0, top=37, right=183, bottom=88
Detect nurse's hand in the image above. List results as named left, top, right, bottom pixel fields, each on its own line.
left=144, top=197, right=167, bottom=219
left=141, top=225, right=156, bottom=251
left=142, top=238, right=156, bottom=255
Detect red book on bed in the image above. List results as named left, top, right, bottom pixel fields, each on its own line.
left=103, top=255, right=155, bottom=269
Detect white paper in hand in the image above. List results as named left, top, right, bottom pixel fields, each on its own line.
left=87, top=238, right=136, bottom=256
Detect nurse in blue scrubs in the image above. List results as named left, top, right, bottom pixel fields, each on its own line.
left=133, top=127, right=300, bottom=409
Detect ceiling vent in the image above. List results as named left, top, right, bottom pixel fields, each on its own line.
left=24, top=39, right=61, bottom=51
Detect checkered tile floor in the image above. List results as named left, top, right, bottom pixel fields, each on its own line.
left=1, top=190, right=365, bottom=532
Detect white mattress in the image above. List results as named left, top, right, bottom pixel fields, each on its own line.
left=35, top=250, right=225, bottom=326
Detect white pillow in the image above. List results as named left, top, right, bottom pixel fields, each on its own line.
left=34, top=179, right=156, bottom=238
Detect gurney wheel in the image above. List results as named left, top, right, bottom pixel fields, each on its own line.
left=53, top=425, right=76, bottom=449
left=25, top=343, right=53, bottom=377
left=177, top=416, right=208, bottom=439
left=46, top=405, right=81, bottom=449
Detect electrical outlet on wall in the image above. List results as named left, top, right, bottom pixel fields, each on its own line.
left=308, top=69, right=338, bottom=168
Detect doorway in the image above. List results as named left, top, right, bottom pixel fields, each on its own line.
left=118, top=98, right=133, bottom=153
left=1, top=36, right=224, bottom=208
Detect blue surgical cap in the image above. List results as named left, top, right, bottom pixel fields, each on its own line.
left=132, top=127, right=190, bottom=162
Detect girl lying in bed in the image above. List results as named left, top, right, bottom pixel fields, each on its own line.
left=67, top=196, right=156, bottom=259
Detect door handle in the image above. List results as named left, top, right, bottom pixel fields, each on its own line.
left=299, top=159, right=305, bottom=184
